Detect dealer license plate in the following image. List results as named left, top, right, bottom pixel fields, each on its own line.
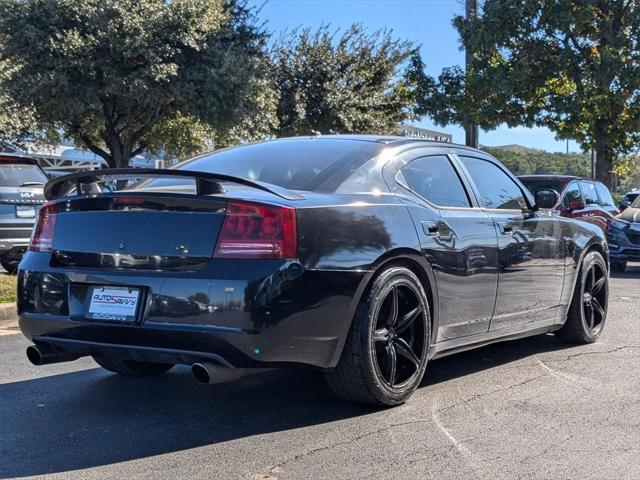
left=88, top=286, right=140, bottom=322
left=16, top=206, right=36, bottom=218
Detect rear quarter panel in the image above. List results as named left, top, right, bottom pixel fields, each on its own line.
left=296, top=193, right=424, bottom=363
left=556, top=216, right=608, bottom=319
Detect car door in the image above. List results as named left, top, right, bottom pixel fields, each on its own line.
left=558, top=181, right=587, bottom=220
left=457, top=154, right=565, bottom=330
left=388, top=150, right=499, bottom=341
left=594, top=181, right=618, bottom=229
left=579, top=180, right=609, bottom=233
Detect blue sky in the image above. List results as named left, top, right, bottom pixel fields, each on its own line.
left=250, top=0, right=581, bottom=153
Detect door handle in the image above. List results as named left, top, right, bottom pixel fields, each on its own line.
left=422, top=221, right=440, bottom=236
left=498, top=223, right=513, bottom=235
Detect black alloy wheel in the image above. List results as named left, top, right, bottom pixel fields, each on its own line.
left=372, top=283, right=427, bottom=389
left=581, top=262, right=607, bottom=335
left=557, top=251, right=608, bottom=344
left=325, top=267, right=431, bottom=406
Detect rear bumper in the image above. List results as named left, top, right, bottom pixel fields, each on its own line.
left=0, top=238, right=30, bottom=255
left=18, top=252, right=368, bottom=369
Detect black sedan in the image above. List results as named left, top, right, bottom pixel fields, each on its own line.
left=18, top=136, right=609, bottom=405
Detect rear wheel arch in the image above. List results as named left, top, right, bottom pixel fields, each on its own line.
left=350, top=249, right=438, bottom=345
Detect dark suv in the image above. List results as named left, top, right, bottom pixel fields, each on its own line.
left=519, top=175, right=618, bottom=233
left=0, top=155, right=47, bottom=272
left=618, top=189, right=639, bottom=212
left=608, top=194, right=640, bottom=271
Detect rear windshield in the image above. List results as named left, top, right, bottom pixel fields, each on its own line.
left=631, top=194, right=640, bottom=208
left=0, top=164, right=47, bottom=187
left=519, top=179, right=567, bottom=196
left=165, top=138, right=382, bottom=191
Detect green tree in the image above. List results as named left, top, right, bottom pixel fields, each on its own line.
left=270, top=24, right=418, bottom=136
left=483, top=147, right=591, bottom=176
left=424, top=0, right=640, bottom=188
left=0, top=0, right=268, bottom=168
left=0, top=60, right=38, bottom=148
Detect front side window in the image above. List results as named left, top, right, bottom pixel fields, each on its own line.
left=400, top=155, right=470, bottom=207
left=580, top=181, right=599, bottom=205
left=562, top=182, right=583, bottom=209
left=460, top=156, right=528, bottom=210
left=595, top=182, right=615, bottom=207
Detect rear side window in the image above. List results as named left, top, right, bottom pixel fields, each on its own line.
left=400, top=155, right=470, bottom=207
left=0, top=164, right=47, bottom=187
left=595, top=182, right=615, bottom=207
left=580, top=181, right=599, bottom=205
left=460, top=156, right=527, bottom=210
left=520, top=179, right=566, bottom=197
left=562, top=182, right=583, bottom=209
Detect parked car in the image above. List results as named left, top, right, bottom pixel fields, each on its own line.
left=618, top=188, right=640, bottom=212
left=18, top=136, right=609, bottom=406
left=0, top=154, right=47, bottom=273
left=519, top=175, right=618, bottom=233
left=608, top=194, right=640, bottom=272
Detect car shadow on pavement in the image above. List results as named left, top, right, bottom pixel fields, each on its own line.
left=0, top=331, right=577, bottom=478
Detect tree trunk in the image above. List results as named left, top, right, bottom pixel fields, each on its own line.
left=593, top=120, right=613, bottom=188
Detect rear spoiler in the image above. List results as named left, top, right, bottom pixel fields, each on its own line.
left=44, top=168, right=304, bottom=201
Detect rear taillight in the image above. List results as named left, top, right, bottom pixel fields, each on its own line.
left=30, top=201, right=58, bottom=252
left=214, top=200, right=297, bottom=259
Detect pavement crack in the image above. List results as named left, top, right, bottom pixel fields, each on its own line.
left=255, top=419, right=434, bottom=479
left=562, top=345, right=640, bottom=361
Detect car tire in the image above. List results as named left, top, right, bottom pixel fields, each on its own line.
left=610, top=259, right=627, bottom=272
left=0, top=255, right=18, bottom=275
left=93, top=356, right=174, bottom=376
left=556, top=251, right=608, bottom=344
left=325, top=267, right=431, bottom=406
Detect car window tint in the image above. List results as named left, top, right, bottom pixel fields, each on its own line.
left=595, top=182, right=615, bottom=207
left=519, top=179, right=566, bottom=197
left=146, top=139, right=382, bottom=192
left=580, top=181, right=599, bottom=205
left=562, top=182, right=583, bottom=208
left=401, top=155, right=470, bottom=207
left=460, top=156, right=527, bottom=210
left=0, top=164, right=47, bottom=187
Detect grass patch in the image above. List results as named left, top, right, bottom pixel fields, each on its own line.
left=0, top=273, right=17, bottom=303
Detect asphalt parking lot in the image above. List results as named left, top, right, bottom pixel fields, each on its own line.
left=1, top=264, right=639, bottom=480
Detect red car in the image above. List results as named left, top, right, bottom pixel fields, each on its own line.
left=519, top=175, right=618, bottom=233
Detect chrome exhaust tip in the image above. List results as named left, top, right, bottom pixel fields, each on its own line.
left=191, top=361, right=244, bottom=385
left=26, top=344, right=79, bottom=366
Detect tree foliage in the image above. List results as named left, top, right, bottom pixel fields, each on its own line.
left=423, top=0, right=640, bottom=187
left=0, top=60, right=38, bottom=148
left=270, top=24, right=418, bottom=136
left=483, top=147, right=591, bottom=176
left=0, top=0, right=268, bottom=167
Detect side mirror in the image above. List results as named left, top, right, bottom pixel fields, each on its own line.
left=568, top=200, right=586, bottom=211
left=535, top=189, right=559, bottom=209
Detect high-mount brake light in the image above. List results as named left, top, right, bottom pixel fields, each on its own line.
left=30, top=201, right=58, bottom=252
left=213, top=200, right=297, bottom=259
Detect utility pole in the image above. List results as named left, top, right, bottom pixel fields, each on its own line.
left=465, top=0, right=479, bottom=149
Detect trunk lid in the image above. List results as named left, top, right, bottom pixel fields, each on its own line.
left=52, top=195, right=226, bottom=261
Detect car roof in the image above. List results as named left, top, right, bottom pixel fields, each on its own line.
left=0, top=153, right=39, bottom=165
left=271, top=134, right=478, bottom=152
left=518, top=174, right=596, bottom=183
